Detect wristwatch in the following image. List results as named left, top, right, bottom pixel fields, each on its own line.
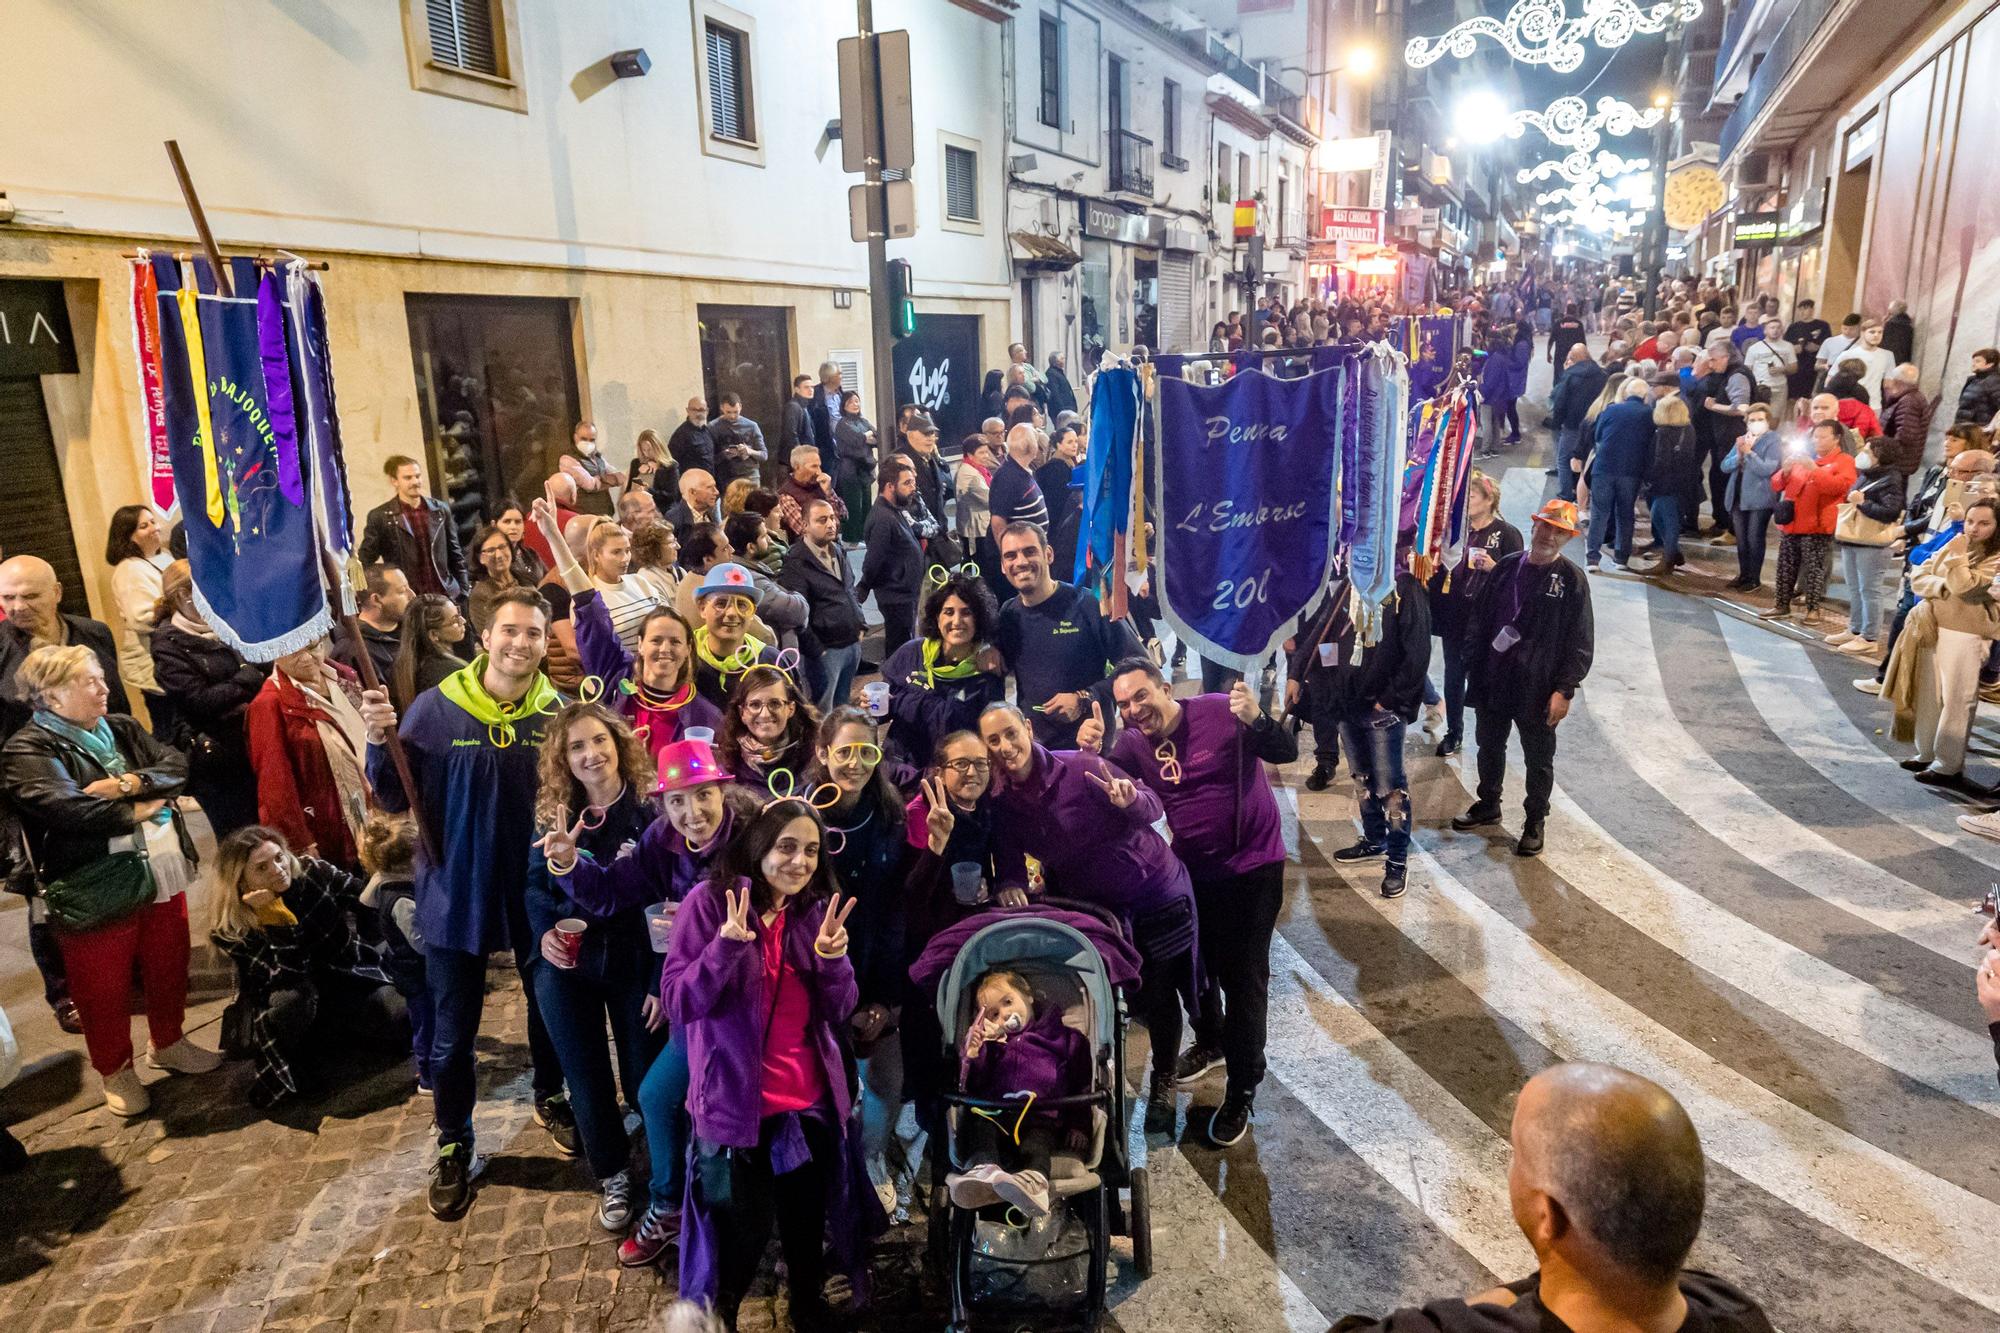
left=117, top=774, right=139, bottom=797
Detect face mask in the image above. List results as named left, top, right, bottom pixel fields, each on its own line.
left=1856, top=450, right=1874, bottom=470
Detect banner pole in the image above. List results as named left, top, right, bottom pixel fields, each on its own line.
left=159, top=142, right=438, bottom=864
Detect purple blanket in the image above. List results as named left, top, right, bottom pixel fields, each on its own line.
left=908, top=906, right=1143, bottom=991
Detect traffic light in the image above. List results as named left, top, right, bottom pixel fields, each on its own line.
left=887, top=259, right=916, bottom=339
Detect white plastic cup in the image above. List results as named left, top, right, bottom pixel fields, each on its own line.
left=950, top=861, right=985, bottom=906
left=1317, top=641, right=1336, bottom=666
left=643, top=902, right=676, bottom=953
left=863, top=681, right=891, bottom=717
left=684, top=726, right=715, bottom=744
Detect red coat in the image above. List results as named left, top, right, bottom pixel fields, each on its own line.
left=1836, top=397, right=1880, bottom=439
left=244, top=663, right=366, bottom=866
left=1773, top=448, right=1858, bottom=535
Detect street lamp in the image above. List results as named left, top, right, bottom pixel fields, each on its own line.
left=1345, top=44, right=1381, bottom=78
left=1454, top=89, right=1511, bottom=145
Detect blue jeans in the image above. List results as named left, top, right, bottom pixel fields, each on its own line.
left=637, top=1035, right=692, bottom=1211
left=1587, top=474, right=1642, bottom=563
left=1648, top=494, right=1682, bottom=559
left=1840, top=542, right=1889, bottom=640
left=1555, top=426, right=1583, bottom=501
left=428, top=946, right=566, bottom=1151
left=1733, top=507, right=1773, bottom=584
left=817, top=641, right=862, bottom=714
left=532, top=955, right=661, bottom=1180
left=1337, top=709, right=1411, bottom=864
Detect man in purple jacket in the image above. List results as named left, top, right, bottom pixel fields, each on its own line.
left=1078, top=661, right=1296, bottom=1148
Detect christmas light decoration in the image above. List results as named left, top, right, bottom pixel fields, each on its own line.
left=1507, top=96, right=1664, bottom=155
left=1518, top=150, right=1650, bottom=186
left=1406, top=0, right=1704, bottom=74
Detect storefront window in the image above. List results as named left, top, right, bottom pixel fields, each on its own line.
left=405, top=294, right=582, bottom=548
left=1079, top=239, right=1112, bottom=368
left=697, top=304, right=792, bottom=443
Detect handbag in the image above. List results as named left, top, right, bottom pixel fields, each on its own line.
left=1773, top=495, right=1796, bottom=526
left=1836, top=501, right=1898, bottom=546
left=41, top=847, right=156, bottom=933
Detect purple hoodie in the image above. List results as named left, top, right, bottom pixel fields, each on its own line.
left=964, top=1004, right=1092, bottom=1133
left=1106, top=693, right=1288, bottom=880
left=988, top=744, right=1193, bottom=920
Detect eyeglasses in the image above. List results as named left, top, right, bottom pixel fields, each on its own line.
left=742, top=698, right=794, bottom=717
left=829, top=742, right=882, bottom=766
left=943, top=758, right=992, bottom=777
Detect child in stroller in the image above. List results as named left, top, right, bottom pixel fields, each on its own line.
left=947, top=967, right=1092, bottom=1221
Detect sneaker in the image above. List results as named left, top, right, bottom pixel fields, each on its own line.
left=1208, top=1092, right=1254, bottom=1148
left=1957, top=810, right=2000, bottom=843
left=1436, top=734, right=1461, bottom=758
left=427, top=1143, right=485, bottom=1221
left=146, top=1037, right=221, bottom=1075
left=1333, top=839, right=1386, bottom=864
left=1757, top=606, right=1794, bottom=621
left=1853, top=678, right=1883, bottom=695
left=1824, top=630, right=1857, bottom=646
left=1304, top=761, right=1336, bottom=792
left=989, top=1168, right=1051, bottom=1220
left=617, top=1203, right=681, bottom=1267
left=1586, top=558, right=1601, bottom=573
left=947, top=1164, right=1004, bottom=1210
left=597, top=1168, right=634, bottom=1232
left=1422, top=703, right=1446, bottom=738
left=1515, top=820, right=1546, bottom=857
left=102, top=1062, right=150, bottom=1117
left=1380, top=862, right=1408, bottom=899
left=53, top=999, right=83, bottom=1035
left=535, top=1093, right=580, bottom=1158
left=1981, top=681, right=2000, bottom=705
left=1838, top=637, right=1876, bottom=655
left=1451, top=803, right=1503, bottom=831
left=1173, top=1043, right=1225, bottom=1085
left=1144, top=1073, right=1176, bottom=1136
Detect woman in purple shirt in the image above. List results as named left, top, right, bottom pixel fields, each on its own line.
left=977, top=702, right=1197, bottom=1136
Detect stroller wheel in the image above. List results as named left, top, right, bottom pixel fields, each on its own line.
left=1129, top=1166, right=1153, bottom=1278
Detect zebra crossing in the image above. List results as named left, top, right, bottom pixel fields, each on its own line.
left=1110, top=474, right=2000, bottom=1332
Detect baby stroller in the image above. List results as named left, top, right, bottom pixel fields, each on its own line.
left=929, top=902, right=1152, bottom=1332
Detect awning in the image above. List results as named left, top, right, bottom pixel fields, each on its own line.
left=1010, top=230, right=1082, bottom=270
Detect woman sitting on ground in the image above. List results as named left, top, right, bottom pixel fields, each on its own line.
left=210, top=826, right=408, bottom=1111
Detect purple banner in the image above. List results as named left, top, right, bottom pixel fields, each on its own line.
left=1154, top=362, right=1345, bottom=670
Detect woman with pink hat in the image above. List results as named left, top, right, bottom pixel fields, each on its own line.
left=542, top=736, right=756, bottom=1268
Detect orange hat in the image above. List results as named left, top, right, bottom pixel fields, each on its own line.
left=1530, top=498, right=1580, bottom=534
left=654, top=739, right=727, bottom=794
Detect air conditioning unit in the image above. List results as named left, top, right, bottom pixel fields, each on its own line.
left=1736, top=150, right=1780, bottom=190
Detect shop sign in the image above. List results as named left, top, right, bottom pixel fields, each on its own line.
left=0, top=279, right=78, bottom=377
left=1734, top=211, right=1781, bottom=245
left=1322, top=206, right=1384, bottom=243
left=891, top=313, right=981, bottom=452
left=1082, top=199, right=1154, bottom=244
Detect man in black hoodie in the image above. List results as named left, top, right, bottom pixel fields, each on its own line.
left=1548, top=344, right=1608, bottom=502
left=855, top=457, right=925, bottom=656
left=893, top=412, right=953, bottom=561
left=778, top=497, right=865, bottom=712
left=1328, top=1063, right=1773, bottom=1333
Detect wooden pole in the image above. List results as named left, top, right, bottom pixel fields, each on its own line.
left=159, top=142, right=439, bottom=862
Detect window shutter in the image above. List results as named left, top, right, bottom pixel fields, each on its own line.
left=705, top=22, right=747, bottom=141
left=944, top=146, right=978, bottom=222
left=425, top=0, right=499, bottom=76
left=828, top=350, right=865, bottom=407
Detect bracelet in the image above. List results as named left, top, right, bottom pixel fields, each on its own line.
left=546, top=855, right=579, bottom=876
left=813, top=940, right=845, bottom=959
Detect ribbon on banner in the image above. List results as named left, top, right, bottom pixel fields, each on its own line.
left=148, top=255, right=343, bottom=659
left=1152, top=358, right=1347, bottom=671
left=1077, top=367, right=1140, bottom=590
left=129, top=256, right=176, bottom=516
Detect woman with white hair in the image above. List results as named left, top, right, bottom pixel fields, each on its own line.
left=0, top=645, right=218, bottom=1115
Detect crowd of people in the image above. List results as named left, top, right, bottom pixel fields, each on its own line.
left=2, top=279, right=1965, bottom=1333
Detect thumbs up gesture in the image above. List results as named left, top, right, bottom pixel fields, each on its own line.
left=1075, top=700, right=1106, bottom=754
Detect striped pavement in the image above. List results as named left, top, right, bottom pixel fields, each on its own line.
left=1110, top=468, right=2000, bottom=1333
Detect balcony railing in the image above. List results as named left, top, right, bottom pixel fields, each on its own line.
left=1207, top=33, right=1264, bottom=100
left=1718, top=0, right=1832, bottom=160
left=1109, top=128, right=1154, bottom=197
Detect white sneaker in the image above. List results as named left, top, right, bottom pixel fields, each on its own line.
left=1824, top=630, right=1857, bottom=646
left=990, top=1168, right=1052, bottom=1219
left=1422, top=703, right=1446, bottom=739
left=103, top=1062, right=150, bottom=1116
left=1852, top=678, right=1883, bottom=696
left=146, top=1037, right=222, bottom=1075
left=1837, top=637, right=1876, bottom=655
left=1958, top=810, right=2000, bottom=843
left=946, top=1164, right=1003, bottom=1210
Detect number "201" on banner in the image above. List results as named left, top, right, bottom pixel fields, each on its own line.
left=1211, top=568, right=1272, bottom=611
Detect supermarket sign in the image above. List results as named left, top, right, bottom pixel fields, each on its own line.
left=1322, top=206, right=1384, bottom=244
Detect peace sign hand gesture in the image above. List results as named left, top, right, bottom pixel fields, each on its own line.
left=718, top=886, right=757, bottom=943
left=1075, top=701, right=1106, bottom=754
left=536, top=809, right=589, bottom=870
left=1086, top=762, right=1138, bottom=810
left=815, top=892, right=858, bottom=959
left=921, top=775, right=955, bottom=856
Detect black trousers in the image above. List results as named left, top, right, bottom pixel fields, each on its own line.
left=960, top=1115, right=1061, bottom=1180
left=701, top=1114, right=834, bottom=1328
left=878, top=597, right=917, bottom=660
left=1189, top=860, right=1286, bottom=1097
left=1473, top=706, right=1559, bottom=822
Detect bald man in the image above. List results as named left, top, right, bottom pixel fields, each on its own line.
left=662, top=467, right=722, bottom=548
left=0, top=555, right=129, bottom=740
left=988, top=423, right=1049, bottom=544
left=667, top=395, right=716, bottom=482
left=1331, top=1063, right=1772, bottom=1333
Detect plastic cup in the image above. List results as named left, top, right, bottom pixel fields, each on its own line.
left=863, top=681, right=891, bottom=717
left=684, top=726, right=715, bottom=744
left=1317, top=641, right=1336, bottom=666
left=950, top=861, right=986, bottom=906
left=552, top=917, right=586, bottom=967
left=643, top=902, right=676, bottom=953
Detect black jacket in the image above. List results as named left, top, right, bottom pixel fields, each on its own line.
left=1464, top=553, right=1594, bottom=720
left=1044, top=365, right=1078, bottom=419
left=807, top=395, right=840, bottom=474
left=895, top=443, right=951, bottom=545
left=1875, top=388, right=1932, bottom=477
left=1, top=713, right=191, bottom=884
left=1957, top=366, right=2000, bottom=426
left=1647, top=422, right=1701, bottom=494
left=1427, top=519, right=1523, bottom=640
left=857, top=498, right=924, bottom=610
left=1547, top=359, right=1608, bottom=431
left=1882, top=310, right=1916, bottom=364
left=356, top=496, right=469, bottom=601
left=0, top=615, right=128, bottom=743
left=778, top=539, right=866, bottom=650
left=1844, top=464, right=1907, bottom=533
left=148, top=623, right=265, bottom=762
left=1308, top=573, right=1433, bottom=722
left=669, top=420, right=716, bottom=480
left=1329, top=1268, right=1775, bottom=1333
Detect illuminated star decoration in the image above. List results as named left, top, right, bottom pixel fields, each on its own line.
left=1405, top=0, right=1704, bottom=74
left=1507, top=96, right=1665, bottom=155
